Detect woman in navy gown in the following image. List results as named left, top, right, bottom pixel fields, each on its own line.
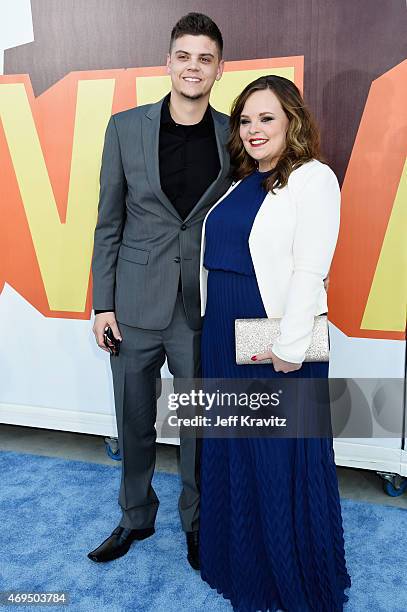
left=199, top=76, right=351, bottom=611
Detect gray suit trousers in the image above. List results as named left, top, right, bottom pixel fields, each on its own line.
left=110, top=294, right=201, bottom=532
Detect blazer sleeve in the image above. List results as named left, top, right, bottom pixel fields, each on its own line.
left=271, top=163, right=340, bottom=364
left=91, top=115, right=127, bottom=311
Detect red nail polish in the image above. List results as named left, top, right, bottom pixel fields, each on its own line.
left=251, top=356, right=257, bottom=361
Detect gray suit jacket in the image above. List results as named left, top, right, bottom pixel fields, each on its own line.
left=92, top=96, right=231, bottom=331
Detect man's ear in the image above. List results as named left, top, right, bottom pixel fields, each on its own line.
left=166, top=53, right=171, bottom=74
left=216, top=59, right=225, bottom=81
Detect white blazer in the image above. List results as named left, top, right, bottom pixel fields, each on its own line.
left=199, top=159, right=341, bottom=364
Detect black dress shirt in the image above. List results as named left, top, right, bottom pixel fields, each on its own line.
left=159, top=94, right=220, bottom=220
left=95, top=95, right=220, bottom=313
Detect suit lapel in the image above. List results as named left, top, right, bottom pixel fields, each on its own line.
left=142, top=98, right=182, bottom=221
left=142, top=98, right=230, bottom=223
left=184, top=107, right=230, bottom=223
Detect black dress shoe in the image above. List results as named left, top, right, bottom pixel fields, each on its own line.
left=186, top=531, right=200, bottom=570
left=87, top=525, right=155, bottom=562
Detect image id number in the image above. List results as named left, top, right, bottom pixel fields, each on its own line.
left=0, top=592, right=69, bottom=605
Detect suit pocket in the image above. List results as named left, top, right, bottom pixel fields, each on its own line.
left=118, top=244, right=150, bottom=265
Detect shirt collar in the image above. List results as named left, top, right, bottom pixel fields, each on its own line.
left=161, top=93, right=212, bottom=126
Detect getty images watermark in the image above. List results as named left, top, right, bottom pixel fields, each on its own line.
left=167, top=388, right=287, bottom=429
left=155, top=378, right=405, bottom=439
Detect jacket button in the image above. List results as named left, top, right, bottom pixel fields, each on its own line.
left=180, top=224, right=187, bottom=231
left=174, top=256, right=181, bottom=263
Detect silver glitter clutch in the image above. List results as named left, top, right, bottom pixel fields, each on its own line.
left=235, top=315, right=329, bottom=364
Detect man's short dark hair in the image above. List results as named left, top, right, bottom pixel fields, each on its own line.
left=170, top=13, right=223, bottom=58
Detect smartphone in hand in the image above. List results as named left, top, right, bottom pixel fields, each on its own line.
left=103, top=326, right=121, bottom=356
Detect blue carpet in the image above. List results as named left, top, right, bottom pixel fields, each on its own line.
left=0, top=450, right=406, bottom=612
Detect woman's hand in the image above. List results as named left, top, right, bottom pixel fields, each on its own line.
left=251, top=350, right=302, bottom=373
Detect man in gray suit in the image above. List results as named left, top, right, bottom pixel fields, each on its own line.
left=88, top=13, right=231, bottom=569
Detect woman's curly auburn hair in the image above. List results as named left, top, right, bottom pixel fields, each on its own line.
left=228, top=75, right=322, bottom=193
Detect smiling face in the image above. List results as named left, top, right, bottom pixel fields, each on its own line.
left=239, top=88, right=289, bottom=171
left=166, top=34, right=224, bottom=102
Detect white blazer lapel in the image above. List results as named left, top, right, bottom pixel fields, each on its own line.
left=199, top=180, right=242, bottom=315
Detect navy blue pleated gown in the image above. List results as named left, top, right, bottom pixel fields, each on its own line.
left=200, top=171, right=351, bottom=611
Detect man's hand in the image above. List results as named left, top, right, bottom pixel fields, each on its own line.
left=93, top=312, right=122, bottom=352
left=251, top=350, right=302, bottom=373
